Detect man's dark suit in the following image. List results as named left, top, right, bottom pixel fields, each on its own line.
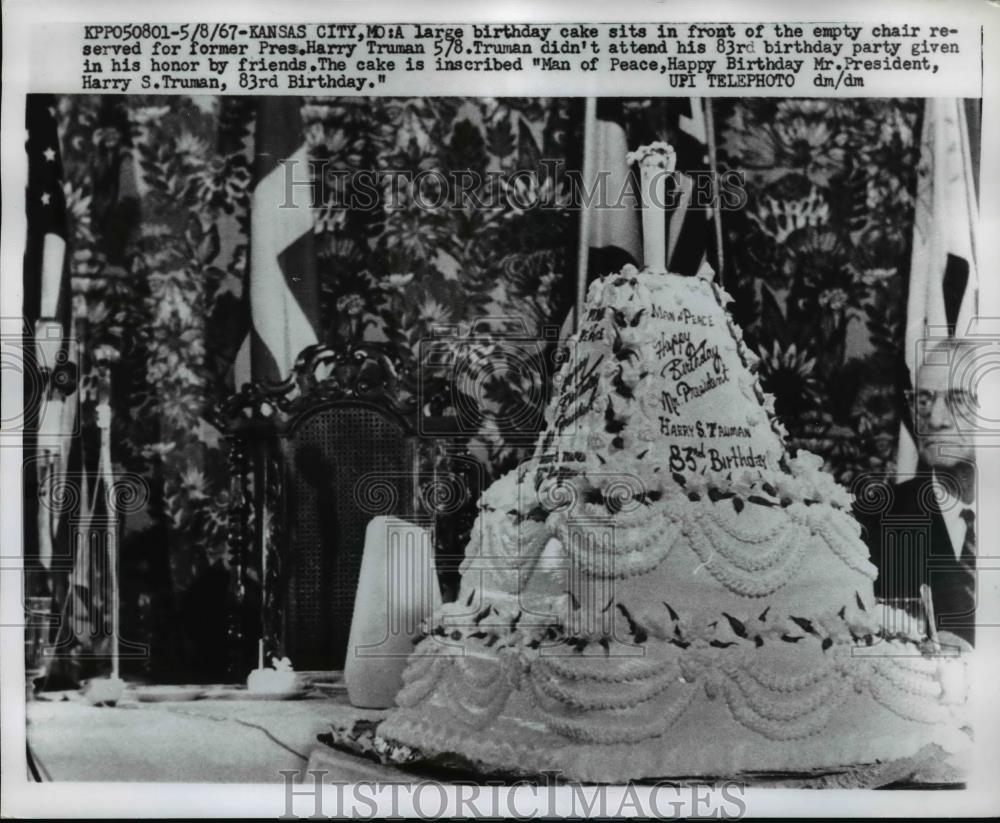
left=856, top=475, right=976, bottom=646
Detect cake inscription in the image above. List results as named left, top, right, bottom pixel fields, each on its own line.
left=659, top=421, right=752, bottom=439
left=709, top=444, right=768, bottom=471
left=654, top=331, right=691, bottom=359
left=659, top=367, right=731, bottom=415
left=553, top=353, right=604, bottom=431
left=661, top=339, right=724, bottom=382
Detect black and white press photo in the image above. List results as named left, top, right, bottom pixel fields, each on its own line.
left=2, top=1, right=998, bottom=818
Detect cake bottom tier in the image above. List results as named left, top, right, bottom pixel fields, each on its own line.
left=378, top=639, right=970, bottom=783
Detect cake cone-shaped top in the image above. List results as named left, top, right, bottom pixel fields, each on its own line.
left=533, top=266, right=792, bottom=505
left=528, top=142, right=838, bottom=510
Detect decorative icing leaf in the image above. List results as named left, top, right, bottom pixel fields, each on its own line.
left=599, top=636, right=610, bottom=652
left=672, top=472, right=686, bottom=487
left=601, top=596, right=615, bottom=613
left=636, top=449, right=649, bottom=460
left=821, top=637, right=833, bottom=651
left=722, top=612, right=748, bottom=638
left=629, top=308, right=646, bottom=327
left=663, top=601, right=679, bottom=621
left=612, top=334, right=640, bottom=363
left=732, top=497, right=745, bottom=514
left=855, top=591, right=867, bottom=611
left=525, top=505, right=549, bottom=523
left=604, top=398, right=625, bottom=433
left=780, top=633, right=803, bottom=643
left=616, top=603, right=647, bottom=643
left=473, top=607, right=492, bottom=625
left=837, top=605, right=846, bottom=619
left=710, top=640, right=736, bottom=649
left=566, top=590, right=580, bottom=611
left=510, top=611, right=521, bottom=630
left=789, top=616, right=818, bottom=635
left=465, top=589, right=476, bottom=607
left=758, top=605, right=770, bottom=621
left=612, top=368, right=634, bottom=399
left=596, top=453, right=607, bottom=465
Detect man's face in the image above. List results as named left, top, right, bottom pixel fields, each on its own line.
left=913, top=352, right=977, bottom=469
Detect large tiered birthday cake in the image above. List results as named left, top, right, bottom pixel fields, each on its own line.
left=377, top=144, right=969, bottom=782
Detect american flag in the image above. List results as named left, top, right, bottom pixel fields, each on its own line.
left=234, top=98, right=320, bottom=387
left=24, top=94, right=75, bottom=576
left=25, top=95, right=70, bottom=358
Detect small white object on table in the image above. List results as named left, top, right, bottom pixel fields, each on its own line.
left=247, top=656, right=299, bottom=695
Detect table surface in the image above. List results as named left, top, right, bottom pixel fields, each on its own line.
left=26, top=689, right=969, bottom=787
left=26, top=689, right=416, bottom=783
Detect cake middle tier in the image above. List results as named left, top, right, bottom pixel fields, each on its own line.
left=456, top=495, right=878, bottom=634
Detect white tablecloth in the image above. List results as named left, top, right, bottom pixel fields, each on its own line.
left=26, top=691, right=413, bottom=783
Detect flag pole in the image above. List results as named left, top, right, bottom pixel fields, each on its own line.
left=703, top=99, right=725, bottom=285
left=575, top=97, right=598, bottom=332
left=82, top=359, right=125, bottom=704
left=95, top=365, right=119, bottom=682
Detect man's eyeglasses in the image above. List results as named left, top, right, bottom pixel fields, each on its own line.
left=904, top=389, right=979, bottom=417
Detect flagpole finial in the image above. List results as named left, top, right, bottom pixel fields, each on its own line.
left=627, top=142, right=676, bottom=271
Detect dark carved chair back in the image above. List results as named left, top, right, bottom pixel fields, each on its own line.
left=216, top=345, right=441, bottom=675
left=283, top=401, right=417, bottom=670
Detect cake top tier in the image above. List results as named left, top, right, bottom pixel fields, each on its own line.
left=531, top=264, right=805, bottom=507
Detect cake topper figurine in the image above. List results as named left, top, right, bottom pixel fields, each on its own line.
left=627, top=141, right=676, bottom=271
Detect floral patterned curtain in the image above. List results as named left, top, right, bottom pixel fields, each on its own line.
left=718, top=99, right=920, bottom=485
left=53, top=95, right=919, bottom=680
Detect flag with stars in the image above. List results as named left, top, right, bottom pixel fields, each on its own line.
left=25, top=94, right=70, bottom=340
left=25, top=94, right=77, bottom=577
left=233, top=98, right=320, bottom=387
